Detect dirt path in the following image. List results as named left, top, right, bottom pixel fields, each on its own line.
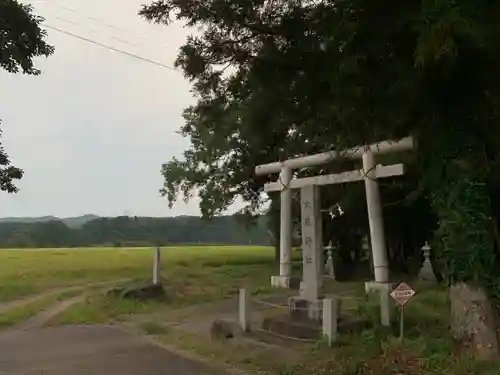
left=0, top=286, right=291, bottom=374
left=0, top=279, right=130, bottom=314
left=0, top=280, right=234, bottom=374
left=14, top=295, right=86, bottom=331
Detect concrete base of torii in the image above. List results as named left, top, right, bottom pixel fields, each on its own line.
left=271, top=275, right=301, bottom=289
left=271, top=275, right=291, bottom=288
left=365, top=281, right=395, bottom=327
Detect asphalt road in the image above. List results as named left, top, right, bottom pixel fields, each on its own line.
left=0, top=325, right=228, bottom=375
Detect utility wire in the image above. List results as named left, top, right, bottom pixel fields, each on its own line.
left=27, top=0, right=157, bottom=44
left=43, top=24, right=177, bottom=71
left=52, top=15, right=138, bottom=48
left=54, top=3, right=151, bottom=42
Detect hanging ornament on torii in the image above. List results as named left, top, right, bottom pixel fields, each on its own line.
left=321, top=203, right=345, bottom=220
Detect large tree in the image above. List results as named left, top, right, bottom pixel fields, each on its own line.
left=140, top=0, right=500, bottom=358
left=0, top=0, right=54, bottom=192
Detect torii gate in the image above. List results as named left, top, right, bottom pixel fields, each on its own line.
left=255, top=137, right=414, bottom=293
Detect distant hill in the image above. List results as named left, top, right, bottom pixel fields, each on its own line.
left=0, top=214, right=271, bottom=248
left=0, top=214, right=100, bottom=228
left=61, top=215, right=101, bottom=228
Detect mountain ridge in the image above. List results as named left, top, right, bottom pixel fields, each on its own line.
left=0, top=215, right=100, bottom=228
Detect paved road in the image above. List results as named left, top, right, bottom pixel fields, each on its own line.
left=0, top=325, right=228, bottom=375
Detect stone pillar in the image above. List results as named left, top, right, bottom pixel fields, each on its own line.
left=419, top=242, right=436, bottom=282
left=300, top=185, right=324, bottom=303
left=238, top=288, right=250, bottom=332
left=272, top=166, right=293, bottom=288
left=379, top=287, right=394, bottom=327
left=362, top=150, right=389, bottom=283
left=152, top=247, right=161, bottom=285
left=322, top=297, right=340, bottom=346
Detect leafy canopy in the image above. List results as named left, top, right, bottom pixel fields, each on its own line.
left=140, top=0, right=500, bottom=216
left=139, top=0, right=500, bottom=296
left=0, top=0, right=54, bottom=192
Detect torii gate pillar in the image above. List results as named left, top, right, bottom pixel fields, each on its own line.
left=276, top=166, right=293, bottom=287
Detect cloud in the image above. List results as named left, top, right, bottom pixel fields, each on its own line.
left=0, top=0, right=238, bottom=218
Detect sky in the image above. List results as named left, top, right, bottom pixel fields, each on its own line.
left=0, top=0, right=243, bottom=218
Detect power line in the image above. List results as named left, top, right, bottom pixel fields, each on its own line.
left=54, top=3, right=151, bottom=42
left=44, top=24, right=178, bottom=71
left=27, top=0, right=156, bottom=43
left=52, top=15, right=138, bottom=48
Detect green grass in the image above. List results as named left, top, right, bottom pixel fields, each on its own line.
left=3, top=246, right=498, bottom=375
left=0, top=246, right=274, bottom=302
left=140, top=321, right=169, bottom=335
left=52, top=259, right=277, bottom=324
left=4, top=245, right=277, bottom=324
left=50, top=293, right=164, bottom=325
left=149, top=284, right=500, bottom=375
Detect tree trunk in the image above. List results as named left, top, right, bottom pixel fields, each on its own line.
left=450, top=282, right=499, bottom=360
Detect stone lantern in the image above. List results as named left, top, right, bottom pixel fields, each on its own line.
left=324, top=241, right=335, bottom=279
left=418, top=242, right=436, bottom=282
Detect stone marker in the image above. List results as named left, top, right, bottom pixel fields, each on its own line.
left=152, top=247, right=161, bottom=285
left=322, top=297, right=340, bottom=346
left=300, top=185, right=323, bottom=320
left=238, top=288, right=250, bottom=332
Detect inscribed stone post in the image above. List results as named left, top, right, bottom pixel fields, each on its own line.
left=300, top=185, right=323, bottom=302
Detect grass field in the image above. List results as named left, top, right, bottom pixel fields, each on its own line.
left=1, top=246, right=500, bottom=375
left=0, top=246, right=276, bottom=302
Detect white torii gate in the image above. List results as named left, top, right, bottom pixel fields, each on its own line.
left=255, top=137, right=414, bottom=291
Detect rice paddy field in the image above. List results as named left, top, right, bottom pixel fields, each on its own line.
left=0, top=246, right=276, bottom=302
left=1, top=246, right=500, bottom=375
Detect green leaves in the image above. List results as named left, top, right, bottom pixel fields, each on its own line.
left=0, top=1, right=54, bottom=194
left=0, top=0, right=54, bottom=75
left=416, top=0, right=488, bottom=66
left=0, top=125, right=23, bottom=194
left=141, top=0, right=500, bottom=299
